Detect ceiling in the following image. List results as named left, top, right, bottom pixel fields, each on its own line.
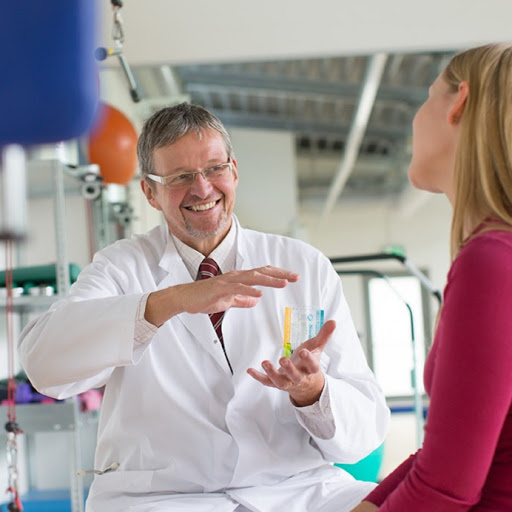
left=131, top=50, right=453, bottom=204
left=94, top=0, right=512, bottom=212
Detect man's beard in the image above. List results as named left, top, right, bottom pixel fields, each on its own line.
left=184, top=209, right=229, bottom=239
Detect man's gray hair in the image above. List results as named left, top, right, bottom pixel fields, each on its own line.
left=137, top=102, right=233, bottom=179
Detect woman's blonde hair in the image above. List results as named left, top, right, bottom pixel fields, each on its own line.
left=443, top=43, right=512, bottom=260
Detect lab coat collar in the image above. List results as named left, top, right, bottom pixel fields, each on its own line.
left=157, top=226, right=189, bottom=279
left=157, top=216, right=246, bottom=275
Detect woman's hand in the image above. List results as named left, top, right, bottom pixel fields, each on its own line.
left=350, top=501, right=378, bottom=512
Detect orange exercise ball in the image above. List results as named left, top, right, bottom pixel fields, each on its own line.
left=87, top=102, right=138, bottom=185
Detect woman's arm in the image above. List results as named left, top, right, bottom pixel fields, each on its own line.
left=376, top=235, right=512, bottom=510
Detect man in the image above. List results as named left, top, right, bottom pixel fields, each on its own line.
left=19, top=103, right=390, bottom=512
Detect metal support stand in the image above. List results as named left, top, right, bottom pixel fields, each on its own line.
left=70, top=399, right=84, bottom=512
left=332, top=253, right=441, bottom=449
left=331, top=252, right=442, bottom=304
left=337, top=268, right=425, bottom=448
left=53, top=158, right=70, bottom=297
left=53, top=154, right=84, bottom=512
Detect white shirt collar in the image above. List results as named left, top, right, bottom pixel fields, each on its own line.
left=170, top=217, right=238, bottom=280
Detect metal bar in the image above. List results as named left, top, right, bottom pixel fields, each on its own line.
left=70, top=399, right=84, bottom=512
left=337, top=268, right=424, bottom=447
left=320, top=53, right=388, bottom=222
left=53, top=156, right=70, bottom=297
left=180, top=68, right=430, bottom=105
left=53, top=149, right=83, bottom=512
left=159, top=65, right=183, bottom=96
left=205, top=109, right=405, bottom=140
left=330, top=252, right=442, bottom=304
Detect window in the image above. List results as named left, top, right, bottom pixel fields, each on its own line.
left=367, top=275, right=430, bottom=398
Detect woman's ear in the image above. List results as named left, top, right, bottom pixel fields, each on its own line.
left=448, top=80, right=469, bottom=125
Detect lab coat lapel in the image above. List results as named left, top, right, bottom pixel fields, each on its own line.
left=233, top=216, right=247, bottom=270
left=157, top=232, right=232, bottom=375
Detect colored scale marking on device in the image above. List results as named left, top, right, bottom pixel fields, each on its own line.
left=316, top=309, right=325, bottom=336
left=283, top=306, right=325, bottom=357
left=283, top=306, right=292, bottom=357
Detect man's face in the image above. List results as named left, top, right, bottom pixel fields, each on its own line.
left=141, top=129, right=238, bottom=255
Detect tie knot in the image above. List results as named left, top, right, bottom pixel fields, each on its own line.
left=199, top=257, right=220, bottom=280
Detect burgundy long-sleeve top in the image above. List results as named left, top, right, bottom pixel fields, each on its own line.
left=366, top=229, right=512, bottom=511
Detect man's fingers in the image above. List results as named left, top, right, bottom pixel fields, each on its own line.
left=257, top=265, right=300, bottom=282
left=248, top=362, right=295, bottom=391
left=231, top=283, right=264, bottom=298
left=232, top=294, right=261, bottom=309
left=304, top=319, right=336, bottom=351
left=226, top=266, right=299, bottom=289
left=247, top=368, right=275, bottom=387
left=261, top=361, right=294, bottom=390
left=279, top=357, right=304, bottom=385
left=296, top=350, right=321, bottom=374
left=317, top=319, right=336, bottom=339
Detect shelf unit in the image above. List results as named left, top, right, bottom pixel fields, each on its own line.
left=1, top=156, right=87, bottom=512
left=0, top=403, right=98, bottom=436
left=0, top=402, right=98, bottom=511
left=6, top=295, right=59, bottom=315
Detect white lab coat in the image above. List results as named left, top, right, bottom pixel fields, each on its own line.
left=19, top=218, right=389, bottom=512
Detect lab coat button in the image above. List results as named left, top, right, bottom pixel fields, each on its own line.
left=213, top=339, right=218, bottom=344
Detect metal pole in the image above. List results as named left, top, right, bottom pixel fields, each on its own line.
left=53, top=156, right=70, bottom=297
left=53, top=149, right=83, bottom=512
left=320, top=53, right=388, bottom=222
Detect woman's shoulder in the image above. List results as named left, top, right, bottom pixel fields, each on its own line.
left=459, top=228, right=512, bottom=261
left=450, top=229, right=512, bottom=283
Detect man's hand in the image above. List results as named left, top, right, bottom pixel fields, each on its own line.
left=350, top=501, right=378, bottom=512
left=247, top=320, right=336, bottom=406
left=145, top=265, right=299, bottom=327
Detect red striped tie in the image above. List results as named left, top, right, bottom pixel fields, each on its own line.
left=198, top=258, right=232, bottom=373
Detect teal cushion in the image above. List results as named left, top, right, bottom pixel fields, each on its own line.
left=334, top=443, right=385, bottom=483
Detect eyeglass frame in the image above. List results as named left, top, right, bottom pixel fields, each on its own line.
left=145, top=161, right=235, bottom=189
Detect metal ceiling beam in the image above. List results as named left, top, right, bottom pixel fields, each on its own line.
left=209, top=109, right=405, bottom=140
left=300, top=183, right=401, bottom=202
left=178, top=69, right=428, bottom=104
left=319, top=53, right=389, bottom=222
left=159, top=65, right=184, bottom=96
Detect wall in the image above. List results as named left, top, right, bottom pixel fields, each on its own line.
left=231, top=127, right=297, bottom=234
left=302, top=193, right=451, bottom=284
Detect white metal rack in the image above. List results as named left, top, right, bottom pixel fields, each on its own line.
left=1, top=154, right=93, bottom=512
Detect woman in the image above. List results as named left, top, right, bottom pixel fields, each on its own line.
left=352, top=42, right=512, bottom=511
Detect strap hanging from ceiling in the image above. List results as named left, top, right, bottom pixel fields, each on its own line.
left=94, top=0, right=142, bottom=103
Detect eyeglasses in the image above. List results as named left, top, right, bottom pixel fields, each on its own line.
left=146, top=161, right=234, bottom=189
